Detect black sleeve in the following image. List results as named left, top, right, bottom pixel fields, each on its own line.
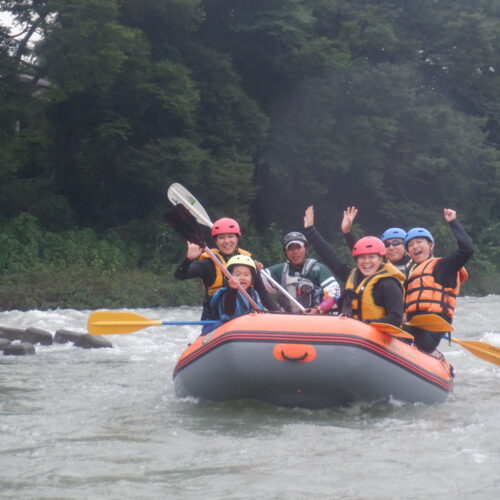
left=343, top=231, right=356, bottom=251
left=254, top=273, right=280, bottom=311
left=174, top=257, right=216, bottom=287
left=174, top=257, right=195, bottom=280
left=433, top=220, right=474, bottom=288
left=303, top=227, right=352, bottom=283
left=369, top=279, right=404, bottom=326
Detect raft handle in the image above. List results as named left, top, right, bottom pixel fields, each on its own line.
left=273, top=344, right=317, bottom=362
left=281, top=350, right=308, bottom=361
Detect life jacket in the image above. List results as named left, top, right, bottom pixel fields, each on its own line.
left=344, top=263, right=405, bottom=322
left=405, top=258, right=468, bottom=320
left=281, top=259, right=323, bottom=312
left=392, top=255, right=415, bottom=279
left=199, top=248, right=252, bottom=297
left=404, top=259, right=417, bottom=279
left=210, top=287, right=264, bottom=322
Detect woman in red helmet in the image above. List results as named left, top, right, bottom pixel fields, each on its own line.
left=175, top=217, right=274, bottom=328
left=303, top=206, right=404, bottom=326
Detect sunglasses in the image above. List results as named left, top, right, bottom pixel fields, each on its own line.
left=384, top=240, right=403, bottom=248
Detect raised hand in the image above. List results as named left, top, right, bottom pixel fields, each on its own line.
left=341, top=206, right=358, bottom=234
left=304, top=205, right=315, bottom=228
left=186, top=241, right=203, bottom=260
left=443, top=208, right=457, bottom=223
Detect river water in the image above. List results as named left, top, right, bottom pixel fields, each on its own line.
left=1, top=296, right=499, bottom=499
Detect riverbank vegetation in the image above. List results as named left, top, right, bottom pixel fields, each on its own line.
left=1, top=1, right=499, bottom=309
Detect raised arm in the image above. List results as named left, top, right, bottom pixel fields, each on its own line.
left=341, top=206, right=358, bottom=250
left=174, top=242, right=214, bottom=282
left=303, top=206, right=352, bottom=283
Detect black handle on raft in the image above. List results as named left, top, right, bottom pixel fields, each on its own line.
left=281, top=350, right=308, bottom=361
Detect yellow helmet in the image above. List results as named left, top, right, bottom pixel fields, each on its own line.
left=226, top=254, right=257, bottom=272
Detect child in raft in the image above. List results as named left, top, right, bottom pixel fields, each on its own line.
left=204, top=255, right=267, bottom=334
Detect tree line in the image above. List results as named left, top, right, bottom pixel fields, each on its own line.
left=1, top=0, right=499, bottom=309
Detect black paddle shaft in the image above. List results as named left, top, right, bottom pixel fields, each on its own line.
left=165, top=204, right=208, bottom=246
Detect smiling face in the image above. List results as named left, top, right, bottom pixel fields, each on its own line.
left=230, top=265, right=253, bottom=290
left=384, top=238, right=405, bottom=264
left=356, top=253, right=384, bottom=277
left=285, top=243, right=307, bottom=266
left=407, top=237, right=434, bottom=264
left=214, top=233, right=239, bottom=255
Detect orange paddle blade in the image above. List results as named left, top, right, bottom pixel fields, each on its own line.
left=371, top=322, right=414, bottom=340
left=407, top=314, right=454, bottom=332
left=451, top=338, right=500, bottom=366
left=87, top=311, right=161, bottom=335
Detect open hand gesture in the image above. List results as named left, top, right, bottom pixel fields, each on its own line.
left=341, top=206, right=358, bottom=234
left=186, top=241, right=203, bottom=260
left=304, top=205, right=315, bottom=228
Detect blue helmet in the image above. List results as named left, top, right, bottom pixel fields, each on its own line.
left=380, top=227, right=406, bottom=242
left=404, top=227, right=434, bottom=247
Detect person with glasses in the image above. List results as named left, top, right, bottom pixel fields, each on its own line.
left=340, top=207, right=414, bottom=277
left=303, top=206, right=404, bottom=326
left=380, top=227, right=415, bottom=277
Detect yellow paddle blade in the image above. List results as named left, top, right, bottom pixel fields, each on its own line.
left=451, top=338, right=500, bottom=366
left=370, top=322, right=414, bottom=340
left=406, top=314, right=454, bottom=332
left=87, top=311, right=161, bottom=335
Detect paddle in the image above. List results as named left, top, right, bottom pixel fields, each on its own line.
left=88, top=311, right=219, bottom=336
left=165, top=203, right=260, bottom=310
left=261, top=270, right=306, bottom=313
left=406, top=314, right=500, bottom=366
left=448, top=338, right=500, bottom=366
left=167, top=183, right=306, bottom=313
left=370, top=322, right=415, bottom=340
left=406, top=314, right=454, bottom=332
left=167, top=183, right=213, bottom=227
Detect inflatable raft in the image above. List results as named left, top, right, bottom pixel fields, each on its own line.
left=173, top=313, right=453, bottom=408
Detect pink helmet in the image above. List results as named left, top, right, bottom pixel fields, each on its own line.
left=352, top=236, right=386, bottom=257
left=211, top=218, right=241, bottom=237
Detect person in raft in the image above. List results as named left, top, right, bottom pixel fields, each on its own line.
left=174, top=217, right=276, bottom=328
left=403, top=208, right=473, bottom=353
left=262, top=231, right=341, bottom=314
left=205, top=255, right=266, bottom=333
left=340, top=206, right=415, bottom=277
left=303, top=206, right=405, bottom=326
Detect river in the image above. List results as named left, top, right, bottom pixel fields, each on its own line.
left=1, top=296, right=499, bottom=499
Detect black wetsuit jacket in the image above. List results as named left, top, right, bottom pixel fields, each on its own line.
left=304, top=227, right=403, bottom=326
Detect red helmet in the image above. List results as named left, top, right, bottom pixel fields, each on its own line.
left=211, top=218, right=241, bottom=237
left=352, top=236, right=386, bottom=257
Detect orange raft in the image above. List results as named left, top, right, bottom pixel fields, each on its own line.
left=173, top=313, right=453, bottom=408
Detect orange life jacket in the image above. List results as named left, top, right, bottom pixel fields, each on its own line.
left=199, top=248, right=252, bottom=296
left=405, top=257, right=468, bottom=320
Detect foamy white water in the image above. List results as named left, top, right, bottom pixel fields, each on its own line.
left=1, top=299, right=499, bottom=499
